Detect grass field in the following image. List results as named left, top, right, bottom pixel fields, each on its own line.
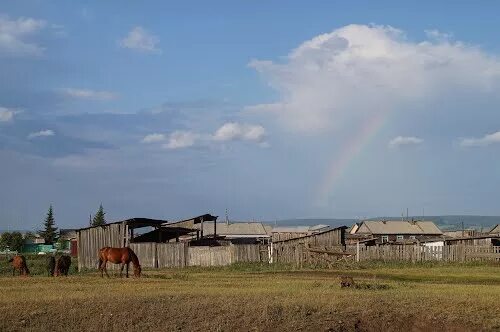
left=1, top=260, right=499, bottom=331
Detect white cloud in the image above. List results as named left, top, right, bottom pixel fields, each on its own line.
left=0, top=15, right=46, bottom=56
left=28, top=129, right=55, bottom=139
left=61, top=88, right=118, bottom=100
left=164, top=131, right=198, bottom=149
left=213, top=122, right=266, bottom=142
left=142, top=133, right=166, bottom=143
left=0, top=107, right=18, bottom=122
left=460, top=131, right=500, bottom=147
left=388, top=136, right=423, bottom=148
left=119, top=26, right=160, bottom=53
left=248, top=24, right=500, bottom=133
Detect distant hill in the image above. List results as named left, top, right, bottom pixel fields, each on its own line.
left=271, top=215, right=500, bottom=231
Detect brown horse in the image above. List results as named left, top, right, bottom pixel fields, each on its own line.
left=98, top=247, right=141, bottom=278
left=54, top=255, right=71, bottom=276
left=8, top=255, right=30, bottom=276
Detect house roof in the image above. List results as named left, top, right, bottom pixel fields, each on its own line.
left=271, top=224, right=331, bottom=233
left=194, top=222, right=270, bottom=237
left=355, top=220, right=442, bottom=235
left=489, top=224, right=500, bottom=234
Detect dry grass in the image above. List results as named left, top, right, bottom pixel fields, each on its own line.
left=0, top=263, right=499, bottom=331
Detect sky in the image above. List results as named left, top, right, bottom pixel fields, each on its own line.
left=1, top=1, right=500, bottom=230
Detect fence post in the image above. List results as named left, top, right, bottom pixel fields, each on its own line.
left=356, top=241, right=360, bottom=262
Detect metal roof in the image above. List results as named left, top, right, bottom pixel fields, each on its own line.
left=355, top=220, right=443, bottom=235
left=193, top=222, right=270, bottom=237
left=271, top=224, right=331, bottom=233
left=77, top=218, right=167, bottom=231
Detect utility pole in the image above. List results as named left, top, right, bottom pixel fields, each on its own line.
left=462, top=221, right=464, bottom=237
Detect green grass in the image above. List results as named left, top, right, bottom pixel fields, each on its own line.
left=1, top=261, right=498, bottom=331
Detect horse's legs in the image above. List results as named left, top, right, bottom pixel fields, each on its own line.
left=120, top=263, right=125, bottom=278
left=126, top=262, right=129, bottom=278
left=103, top=261, right=110, bottom=278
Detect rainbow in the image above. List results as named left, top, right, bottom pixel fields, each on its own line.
left=316, top=110, right=389, bottom=206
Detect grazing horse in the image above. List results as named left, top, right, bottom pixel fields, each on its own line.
left=55, top=255, right=71, bottom=276
left=98, top=247, right=141, bottom=278
left=47, top=256, right=56, bottom=276
left=8, top=255, right=30, bottom=276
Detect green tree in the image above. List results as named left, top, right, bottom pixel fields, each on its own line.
left=91, top=204, right=106, bottom=226
left=0, top=232, right=12, bottom=251
left=39, top=205, right=58, bottom=244
left=23, top=231, right=35, bottom=241
left=10, top=232, right=24, bottom=252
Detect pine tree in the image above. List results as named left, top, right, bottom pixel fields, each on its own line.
left=92, top=204, right=106, bottom=226
left=39, top=205, right=58, bottom=244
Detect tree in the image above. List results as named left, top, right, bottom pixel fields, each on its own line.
left=91, top=204, right=106, bottom=226
left=10, top=232, right=24, bottom=252
left=39, top=205, right=58, bottom=244
left=0, top=232, right=12, bottom=251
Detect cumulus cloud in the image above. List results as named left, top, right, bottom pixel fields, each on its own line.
left=60, top=88, right=118, bottom=100
left=28, top=129, right=55, bottom=139
left=248, top=24, right=500, bottom=133
left=164, top=131, right=198, bottom=150
left=0, top=14, right=47, bottom=56
left=119, top=26, right=160, bottom=53
left=460, top=131, right=500, bottom=147
left=213, top=122, right=266, bottom=142
left=0, top=107, right=18, bottom=122
left=388, top=136, right=423, bottom=148
left=142, top=133, right=166, bottom=143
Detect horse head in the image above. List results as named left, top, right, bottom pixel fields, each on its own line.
left=133, top=264, right=142, bottom=278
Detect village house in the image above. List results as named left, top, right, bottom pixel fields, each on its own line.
left=348, top=220, right=443, bottom=244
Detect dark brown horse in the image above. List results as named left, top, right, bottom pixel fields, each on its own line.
left=54, top=255, right=71, bottom=276
left=98, top=247, right=141, bottom=278
left=47, top=256, right=56, bottom=276
left=8, top=255, right=30, bottom=276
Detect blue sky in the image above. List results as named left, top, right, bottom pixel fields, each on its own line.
left=1, top=1, right=500, bottom=230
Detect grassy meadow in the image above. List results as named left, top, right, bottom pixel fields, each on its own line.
left=0, top=259, right=499, bottom=331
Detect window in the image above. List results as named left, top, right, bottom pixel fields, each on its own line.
left=396, top=235, right=404, bottom=241
left=381, top=235, right=389, bottom=243
left=410, top=235, right=416, bottom=240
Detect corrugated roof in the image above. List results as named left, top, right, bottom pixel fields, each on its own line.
left=355, top=220, right=442, bottom=235
left=195, top=222, right=270, bottom=236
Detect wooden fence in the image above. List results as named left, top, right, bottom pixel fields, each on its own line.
left=78, top=242, right=265, bottom=271
left=273, top=243, right=500, bottom=267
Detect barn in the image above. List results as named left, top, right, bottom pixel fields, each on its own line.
left=76, top=214, right=267, bottom=271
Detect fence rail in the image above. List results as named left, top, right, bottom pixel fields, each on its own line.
left=273, top=243, right=500, bottom=267
left=78, top=242, right=265, bottom=271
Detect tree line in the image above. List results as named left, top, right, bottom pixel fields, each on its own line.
left=0, top=204, right=107, bottom=252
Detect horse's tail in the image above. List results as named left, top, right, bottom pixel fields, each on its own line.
left=8, top=258, right=13, bottom=263
left=24, top=265, right=30, bottom=275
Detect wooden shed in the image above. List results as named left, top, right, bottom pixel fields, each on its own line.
left=272, top=226, right=347, bottom=266
left=76, top=218, right=167, bottom=271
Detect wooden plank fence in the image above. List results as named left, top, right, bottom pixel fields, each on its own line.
left=78, top=242, right=265, bottom=271
left=273, top=243, right=500, bottom=267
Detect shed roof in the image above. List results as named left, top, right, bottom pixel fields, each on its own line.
left=271, top=224, right=331, bottom=233
left=77, top=218, right=168, bottom=231
left=489, top=224, right=500, bottom=234
left=194, top=222, right=270, bottom=237
left=355, top=220, right=442, bottom=235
